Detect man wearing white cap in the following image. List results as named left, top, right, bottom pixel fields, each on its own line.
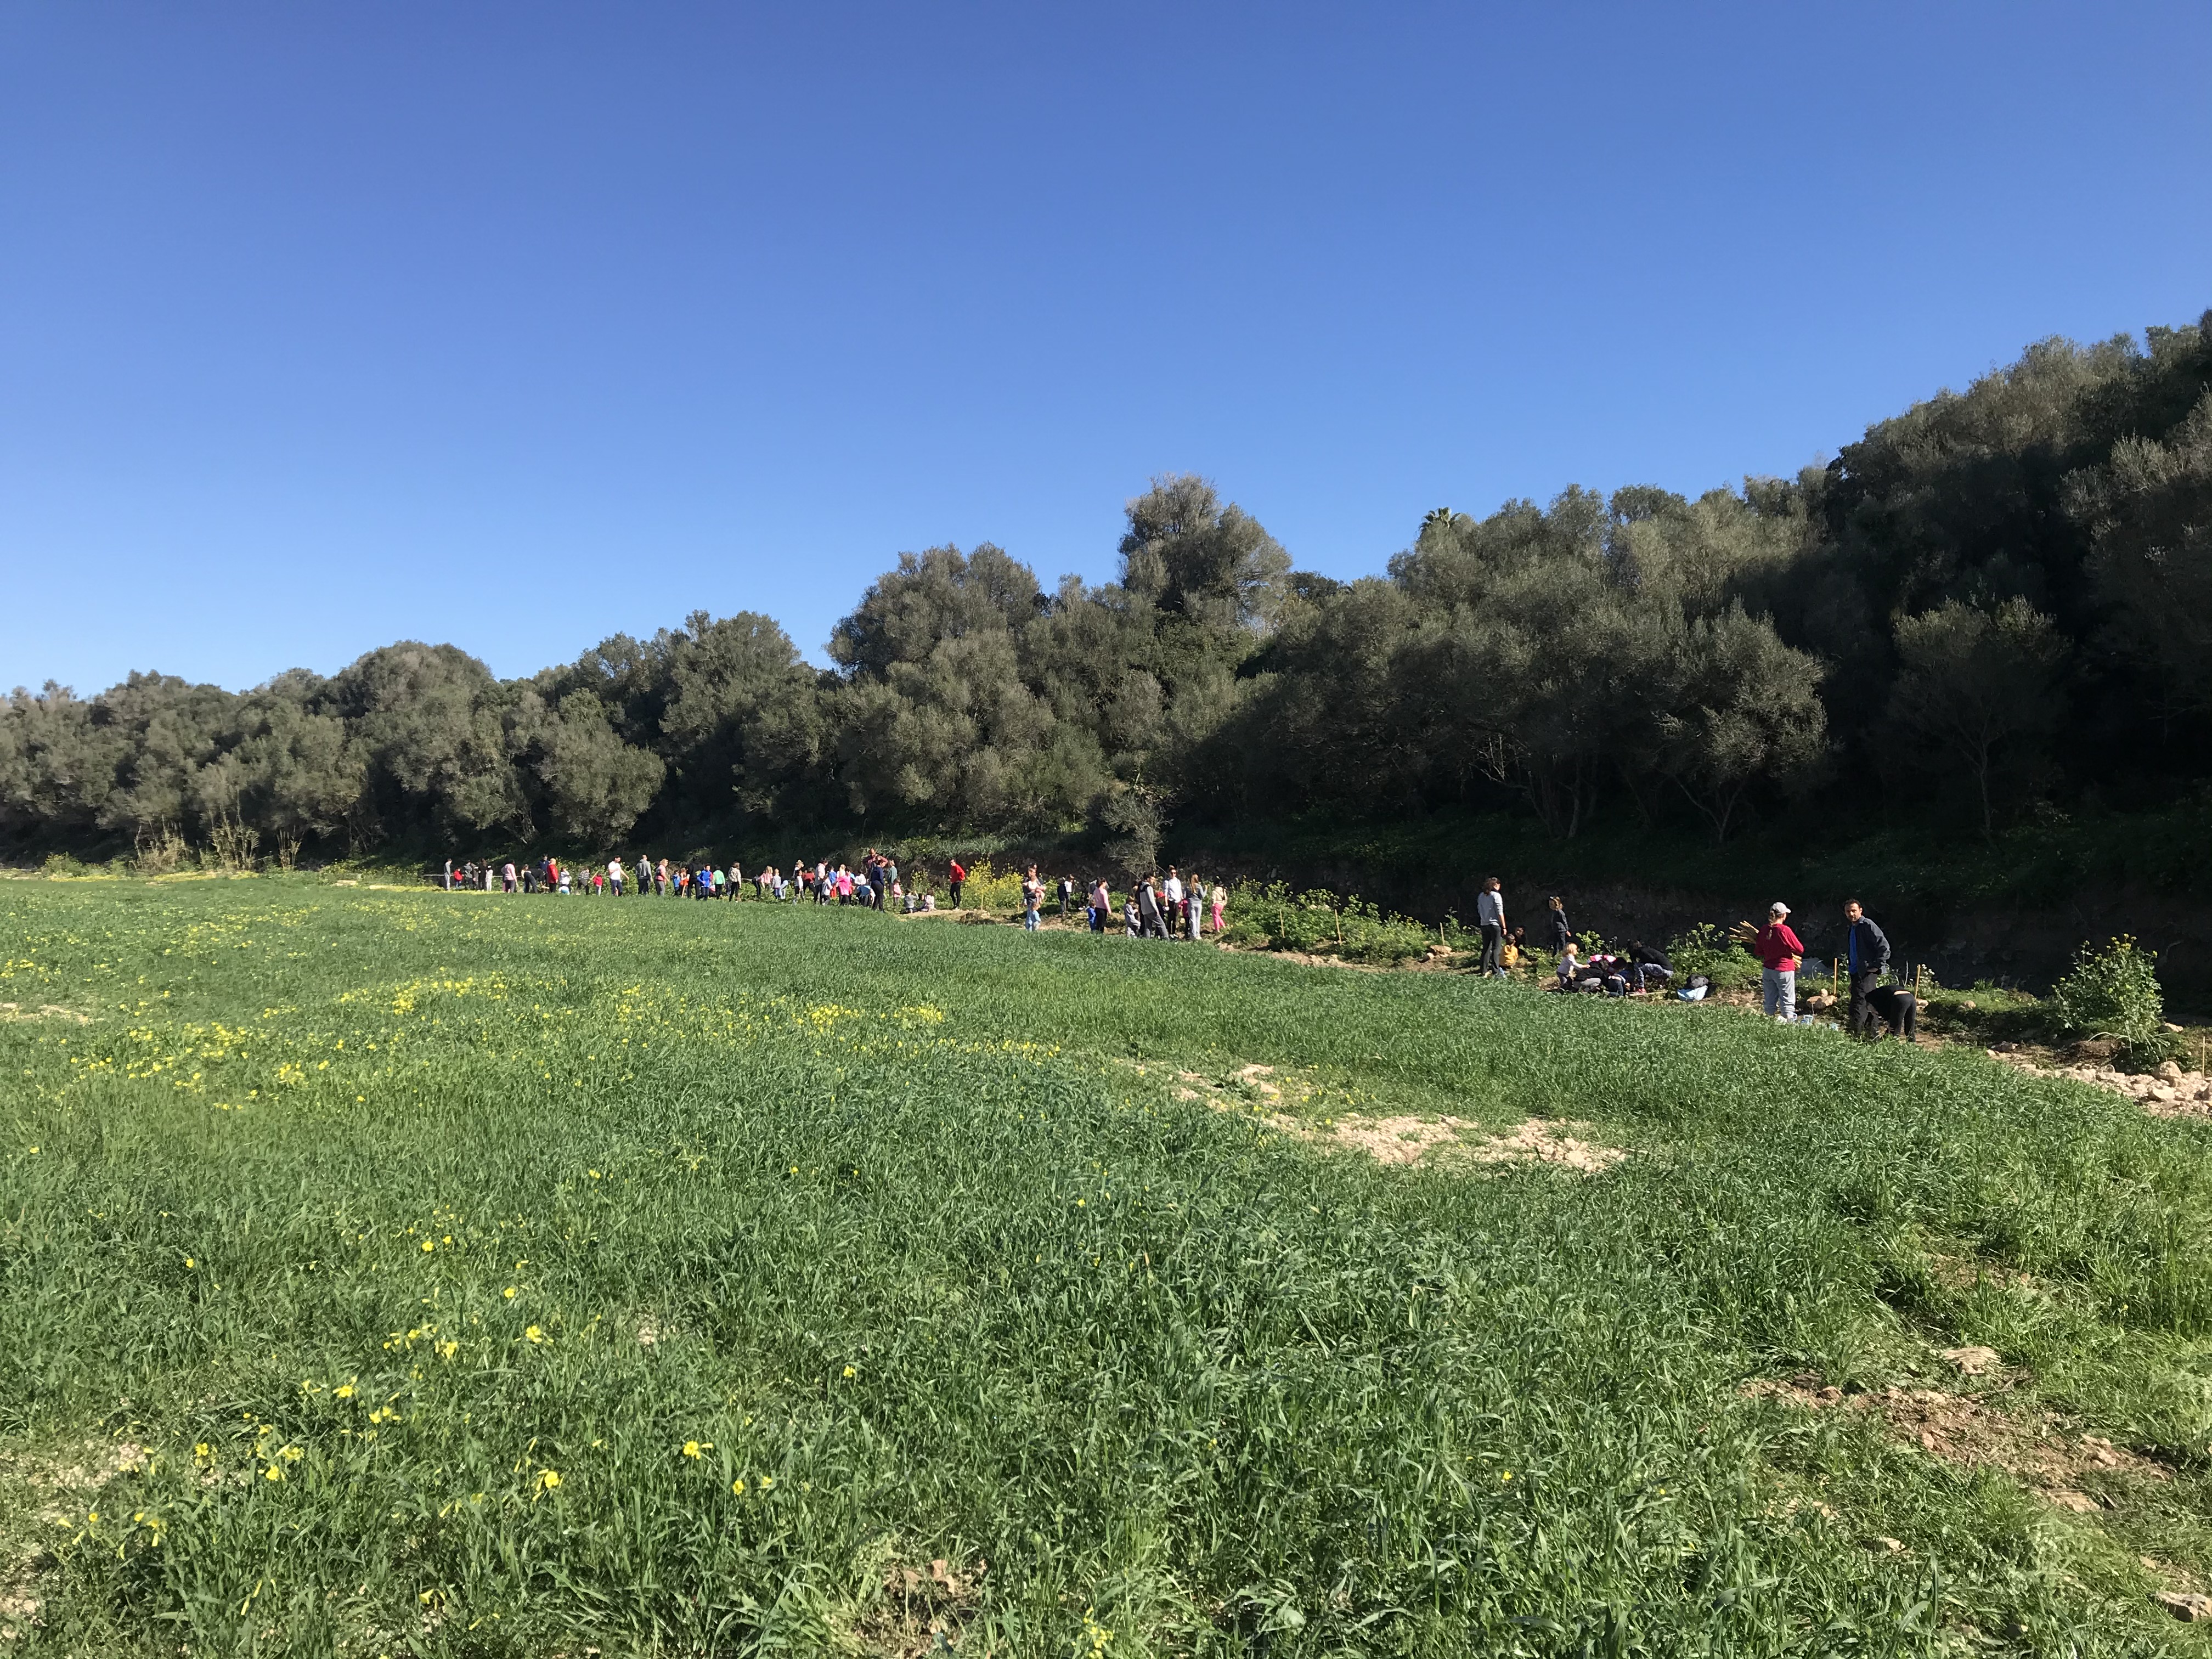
left=1754, top=902, right=1805, bottom=1022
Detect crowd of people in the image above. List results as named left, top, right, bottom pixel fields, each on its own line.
left=443, top=854, right=1916, bottom=1041
left=1466, top=878, right=1918, bottom=1042
left=442, top=852, right=1232, bottom=938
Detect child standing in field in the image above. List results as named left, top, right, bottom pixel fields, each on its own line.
left=1210, top=883, right=1226, bottom=936
left=1546, top=896, right=1571, bottom=953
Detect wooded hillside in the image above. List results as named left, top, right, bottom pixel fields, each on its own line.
left=6, top=313, right=2209, bottom=868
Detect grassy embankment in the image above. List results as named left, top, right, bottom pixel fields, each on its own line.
left=4, top=878, right=2212, bottom=1655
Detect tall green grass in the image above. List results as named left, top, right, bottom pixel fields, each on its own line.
left=3, top=880, right=2210, bottom=1655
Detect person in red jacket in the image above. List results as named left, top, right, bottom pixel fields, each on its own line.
left=1755, top=902, right=1805, bottom=1021
left=946, top=857, right=967, bottom=911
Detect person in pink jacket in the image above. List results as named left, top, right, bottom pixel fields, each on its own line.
left=1755, top=902, right=1806, bottom=1021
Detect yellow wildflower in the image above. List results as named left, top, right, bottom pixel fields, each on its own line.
left=525, top=1325, right=545, bottom=1344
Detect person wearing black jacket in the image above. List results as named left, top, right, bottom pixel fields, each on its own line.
left=1624, top=939, right=1673, bottom=992
left=1545, top=896, right=1571, bottom=953
left=1843, top=900, right=1891, bottom=1038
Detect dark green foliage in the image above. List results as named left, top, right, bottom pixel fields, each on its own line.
left=4, top=312, right=2210, bottom=865
left=2051, top=938, right=2182, bottom=1071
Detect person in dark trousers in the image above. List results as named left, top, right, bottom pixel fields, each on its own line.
left=1866, top=983, right=1918, bottom=1040
left=1545, top=896, right=1571, bottom=953
left=1137, top=877, right=1170, bottom=939
left=947, top=857, right=967, bottom=911
left=1475, top=877, right=1507, bottom=978
left=1843, top=899, right=1891, bottom=1038
left=1059, top=876, right=1075, bottom=918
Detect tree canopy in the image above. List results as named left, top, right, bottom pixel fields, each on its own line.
left=5, top=314, right=2209, bottom=864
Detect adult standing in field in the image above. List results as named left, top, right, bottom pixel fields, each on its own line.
left=1476, top=878, right=1507, bottom=978
left=1090, top=877, right=1111, bottom=932
left=636, top=855, right=651, bottom=896
left=1755, top=904, right=1804, bottom=1022
left=1186, top=878, right=1205, bottom=940
left=1138, top=876, right=1168, bottom=939
left=1546, top=896, right=1571, bottom=954
left=948, top=856, right=967, bottom=911
left=1163, top=868, right=1185, bottom=936
left=1022, top=865, right=1044, bottom=931
left=503, top=862, right=517, bottom=894
left=1844, top=900, right=1892, bottom=1039
left=1059, top=875, right=1075, bottom=919
left=608, top=858, right=624, bottom=898
left=1210, top=882, right=1226, bottom=936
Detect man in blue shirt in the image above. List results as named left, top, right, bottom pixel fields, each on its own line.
left=1843, top=899, right=1891, bottom=1039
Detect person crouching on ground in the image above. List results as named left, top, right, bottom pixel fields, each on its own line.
left=1625, top=939, right=1672, bottom=993
left=1554, top=940, right=1583, bottom=989
left=1866, top=983, right=1918, bottom=1041
left=1756, top=903, right=1804, bottom=1022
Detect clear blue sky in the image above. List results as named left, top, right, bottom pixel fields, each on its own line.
left=3, top=2, right=2208, bottom=693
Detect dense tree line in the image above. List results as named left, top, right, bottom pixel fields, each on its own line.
left=5, top=312, right=2209, bottom=868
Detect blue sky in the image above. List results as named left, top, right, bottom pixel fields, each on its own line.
left=3, top=2, right=2208, bottom=692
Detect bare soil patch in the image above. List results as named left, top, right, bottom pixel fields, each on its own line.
left=848, top=1550, right=985, bottom=1656
left=1166, top=1063, right=1623, bottom=1172
left=0, top=1003, right=89, bottom=1025
left=1745, top=1376, right=2166, bottom=1514
left=0, top=1436, right=147, bottom=1641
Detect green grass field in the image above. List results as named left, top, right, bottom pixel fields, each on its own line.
left=5, top=879, right=2212, bottom=1656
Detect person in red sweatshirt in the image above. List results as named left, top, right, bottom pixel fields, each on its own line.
left=1755, top=902, right=1805, bottom=1022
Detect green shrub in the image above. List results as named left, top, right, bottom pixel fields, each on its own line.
left=2051, top=935, right=2180, bottom=1070
left=1668, top=922, right=1762, bottom=992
